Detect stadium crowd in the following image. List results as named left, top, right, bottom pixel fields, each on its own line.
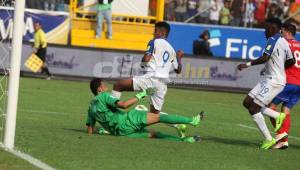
left=1, top=0, right=70, bottom=12
left=164, top=0, right=300, bottom=29
left=2, top=0, right=300, bottom=30
left=26, top=0, right=69, bottom=11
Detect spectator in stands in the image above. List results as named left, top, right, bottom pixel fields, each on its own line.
left=64, top=0, right=70, bottom=12
left=198, top=0, right=211, bottom=24
left=288, top=0, right=300, bottom=31
left=282, top=0, right=291, bottom=17
left=175, top=0, right=188, bottom=22
left=243, top=0, right=256, bottom=27
left=193, top=30, right=213, bottom=56
left=57, top=0, right=66, bottom=11
left=230, top=0, right=244, bottom=26
left=149, top=0, right=157, bottom=16
left=77, top=0, right=84, bottom=7
left=26, top=0, right=43, bottom=9
left=254, top=0, right=269, bottom=28
left=186, top=0, right=200, bottom=23
left=33, top=22, right=52, bottom=80
left=164, top=0, right=176, bottom=21
left=96, top=0, right=113, bottom=39
left=26, top=0, right=34, bottom=9
left=44, top=0, right=56, bottom=11
left=209, top=0, right=222, bottom=25
left=219, top=0, right=231, bottom=25
left=266, top=1, right=284, bottom=20
left=162, top=0, right=296, bottom=30
left=2, top=0, right=14, bottom=6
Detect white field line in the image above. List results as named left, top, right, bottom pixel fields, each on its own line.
left=19, top=109, right=82, bottom=115
left=0, top=143, right=57, bottom=170
left=237, top=124, right=300, bottom=141
left=20, top=109, right=68, bottom=115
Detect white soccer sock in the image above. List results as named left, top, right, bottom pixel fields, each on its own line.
left=111, top=90, right=121, bottom=99
left=159, top=112, right=168, bottom=115
left=261, top=107, right=280, bottom=118
left=252, top=112, right=273, bottom=141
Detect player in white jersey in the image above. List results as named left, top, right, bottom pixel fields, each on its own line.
left=111, top=22, right=183, bottom=114
left=237, top=18, right=295, bottom=149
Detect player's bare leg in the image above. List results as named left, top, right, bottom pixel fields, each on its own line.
left=150, top=104, right=160, bottom=114
left=113, top=78, right=134, bottom=91
left=243, top=95, right=253, bottom=109
left=112, top=78, right=134, bottom=98
left=269, top=103, right=277, bottom=110
left=146, top=113, right=160, bottom=125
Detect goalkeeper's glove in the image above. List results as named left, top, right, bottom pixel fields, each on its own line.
left=135, top=90, right=147, bottom=101
left=135, top=88, right=157, bottom=101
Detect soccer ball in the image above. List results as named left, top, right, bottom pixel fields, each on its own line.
left=135, top=105, right=148, bottom=111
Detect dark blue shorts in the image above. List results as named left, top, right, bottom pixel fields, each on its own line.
left=272, top=84, right=300, bottom=109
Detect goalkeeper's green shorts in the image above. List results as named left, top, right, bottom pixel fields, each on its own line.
left=116, top=109, right=148, bottom=136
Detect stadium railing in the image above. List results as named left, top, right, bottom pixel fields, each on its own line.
left=70, top=0, right=164, bottom=51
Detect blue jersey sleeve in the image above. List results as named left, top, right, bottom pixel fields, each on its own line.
left=145, top=39, right=155, bottom=55
left=263, top=37, right=277, bottom=56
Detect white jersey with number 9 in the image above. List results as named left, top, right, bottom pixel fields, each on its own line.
left=144, top=38, right=178, bottom=81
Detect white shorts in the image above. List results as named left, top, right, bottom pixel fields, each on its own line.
left=248, top=78, right=284, bottom=107
left=133, top=76, right=167, bottom=111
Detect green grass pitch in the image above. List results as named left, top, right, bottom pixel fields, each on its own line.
left=1, top=77, right=300, bottom=170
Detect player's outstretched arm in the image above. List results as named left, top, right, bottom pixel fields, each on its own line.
left=141, top=54, right=152, bottom=68
left=175, top=50, right=184, bottom=73
left=117, top=89, right=155, bottom=109
left=142, top=54, right=152, bottom=62
left=237, top=54, right=269, bottom=71
left=117, top=97, right=139, bottom=109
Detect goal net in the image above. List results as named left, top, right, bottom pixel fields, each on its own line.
left=0, top=0, right=12, bottom=144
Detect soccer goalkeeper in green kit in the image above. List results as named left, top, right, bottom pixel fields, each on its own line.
left=86, top=78, right=202, bottom=143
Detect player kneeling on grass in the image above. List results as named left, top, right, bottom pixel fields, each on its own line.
left=86, top=78, right=202, bottom=143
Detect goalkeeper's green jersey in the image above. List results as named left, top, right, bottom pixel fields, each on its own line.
left=86, top=92, right=125, bottom=135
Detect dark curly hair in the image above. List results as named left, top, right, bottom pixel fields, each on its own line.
left=282, top=22, right=296, bottom=36
left=155, top=21, right=171, bottom=36
left=90, top=78, right=102, bottom=96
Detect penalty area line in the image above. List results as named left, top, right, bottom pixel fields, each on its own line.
left=0, top=143, right=57, bottom=170
left=237, top=124, right=300, bottom=141
left=19, top=109, right=82, bottom=115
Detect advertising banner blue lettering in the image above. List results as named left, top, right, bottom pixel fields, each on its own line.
left=0, top=6, right=69, bottom=45
left=168, top=22, right=300, bottom=60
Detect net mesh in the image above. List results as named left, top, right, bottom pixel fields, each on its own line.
left=0, top=0, right=12, bottom=143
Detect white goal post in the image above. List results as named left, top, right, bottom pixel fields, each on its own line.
left=3, top=0, right=25, bottom=149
